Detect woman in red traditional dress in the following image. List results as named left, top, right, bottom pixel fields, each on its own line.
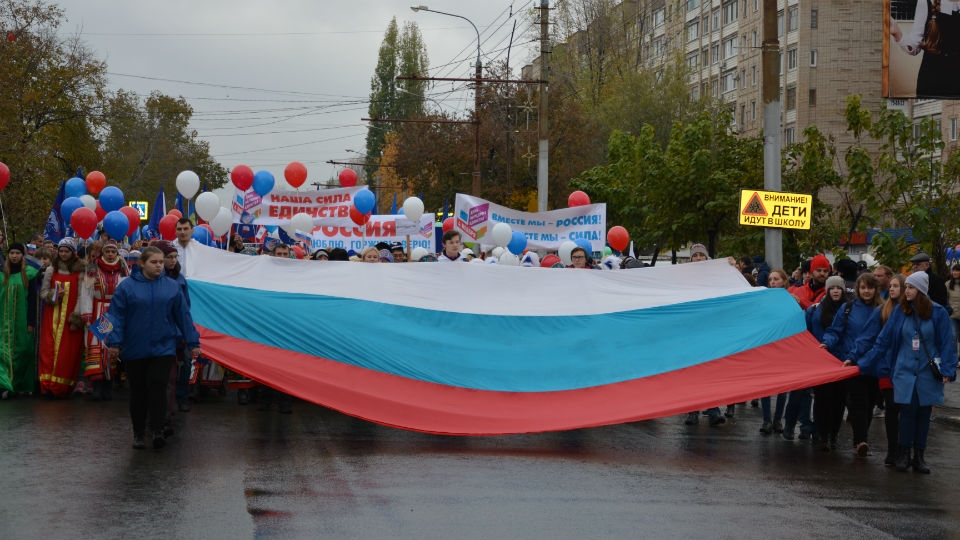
left=79, top=239, right=129, bottom=400
left=38, top=237, right=85, bottom=398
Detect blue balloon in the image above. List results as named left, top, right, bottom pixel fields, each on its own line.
left=353, top=189, right=375, bottom=214
left=61, top=197, right=84, bottom=224
left=103, top=210, right=130, bottom=240
left=192, top=226, right=213, bottom=246
left=99, top=186, right=124, bottom=212
left=397, top=208, right=404, bottom=215
left=252, top=170, right=275, bottom=197
left=947, top=247, right=955, bottom=261
left=507, top=230, right=528, bottom=255
left=65, top=177, right=87, bottom=198
left=575, top=238, right=592, bottom=254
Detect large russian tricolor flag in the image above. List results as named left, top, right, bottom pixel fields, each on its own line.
left=185, top=245, right=855, bottom=435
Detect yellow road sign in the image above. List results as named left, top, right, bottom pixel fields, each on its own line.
left=739, top=190, right=811, bottom=230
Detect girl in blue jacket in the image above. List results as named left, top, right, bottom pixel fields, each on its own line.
left=820, top=273, right=882, bottom=457
left=806, top=276, right=848, bottom=450
left=106, top=247, right=201, bottom=450
left=857, top=272, right=957, bottom=473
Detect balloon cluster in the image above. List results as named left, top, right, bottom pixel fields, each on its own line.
left=57, top=171, right=146, bottom=240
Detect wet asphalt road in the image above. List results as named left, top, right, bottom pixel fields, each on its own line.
left=1, top=391, right=959, bottom=540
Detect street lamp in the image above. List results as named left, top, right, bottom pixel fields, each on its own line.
left=410, top=5, right=483, bottom=197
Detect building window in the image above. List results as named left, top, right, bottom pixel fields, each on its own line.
left=722, top=70, right=738, bottom=93
left=687, top=52, right=699, bottom=69
left=722, top=1, right=738, bottom=25
left=712, top=9, right=721, bottom=30
left=951, top=117, right=958, bottom=141
left=809, top=88, right=817, bottom=106
left=692, top=85, right=700, bottom=100
left=654, top=8, right=665, bottom=27
left=787, top=6, right=799, bottom=32
left=811, top=9, right=818, bottom=28
left=723, top=35, right=738, bottom=60
left=754, top=0, right=759, bottom=12
left=702, top=15, right=710, bottom=33
left=702, top=48, right=709, bottom=65
left=686, top=20, right=700, bottom=42
left=751, top=100, right=756, bottom=120
left=786, top=86, right=797, bottom=111
left=752, top=30, right=758, bottom=47
left=752, top=65, right=757, bottom=86
left=784, top=126, right=796, bottom=145
left=688, top=0, right=699, bottom=10
left=712, top=79, right=719, bottom=97
left=778, top=11, right=784, bottom=36
left=653, top=37, right=665, bottom=57
left=740, top=104, right=746, bottom=127
left=810, top=49, right=818, bottom=67
left=787, top=47, right=798, bottom=70
left=711, top=42, right=720, bottom=64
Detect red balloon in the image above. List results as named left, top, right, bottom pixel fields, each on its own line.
left=291, top=245, right=306, bottom=260
left=349, top=205, right=370, bottom=226
left=231, top=165, right=254, bottom=191
left=284, top=161, right=308, bottom=189
left=94, top=201, right=107, bottom=222
left=568, top=190, right=591, bottom=207
left=339, top=168, right=358, bottom=188
left=159, top=214, right=178, bottom=240
left=607, top=225, right=630, bottom=252
left=442, top=217, right=454, bottom=232
left=167, top=209, right=183, bottom=219
left=120, top=206, right=141, bottom=237
left=70, top=207, right=98, bottom=239
left=85, top=171, right=106, bottom=195
left=0, top=161, right=9, bottom=191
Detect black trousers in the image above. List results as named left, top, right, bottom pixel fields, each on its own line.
left=813, top=380, right=846, bottom=441
left=846, top=375, right=877, bottom=446
left=126, top=356, right=175, bottom=436
left=880, top=387, right=900, bottom=454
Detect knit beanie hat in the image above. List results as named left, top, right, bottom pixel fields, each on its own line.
left=153, top=240, right=178, bottom=256
left=690, top=243, right=709, bottom=259
left=7, top=242, right=25, bottom=254
left=825, top=275, right=845, bottom=291
left=906, top=271, right=929, bottom=297
left=58, top=237, right=77, bottom=252
left=810, top=254, right=831, bottom=272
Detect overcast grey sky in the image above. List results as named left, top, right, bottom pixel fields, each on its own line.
left=54, top=0, right=538, bottom=189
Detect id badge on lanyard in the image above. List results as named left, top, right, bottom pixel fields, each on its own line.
left=912, top=332, right=920, bottom=351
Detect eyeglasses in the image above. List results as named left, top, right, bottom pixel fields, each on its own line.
left=571, top=255, right=586, bottom=260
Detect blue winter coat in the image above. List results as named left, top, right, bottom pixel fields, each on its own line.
left=805, top=303, right=832, bottom=342
left=105, top=266, right=200, bottom=361
left=858, top=303, right=957, bottom=406
left=820, top=299, right=879, bottom=362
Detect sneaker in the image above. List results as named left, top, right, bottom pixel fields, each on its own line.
left=750, top=399, right=759, bottom=408
left=708, top=414, right=726, bottom=427
left=781, top=430, right=795, bottom=441
left=684, top=412, right=699, bottom=425
left=152, top=431, right=166, bottom=449
left=855, top=442, right=870, bottom=457
left=724, top=405, right=735, bottom=418
left=759, top=421, right=773, bottom=434
left=132, top=434, right=146, bottom=449
left=772, top=420, right=783, bottom=433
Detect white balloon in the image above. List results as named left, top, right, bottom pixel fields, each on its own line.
left=195, top=192, right=221, bottom=221
left=498, top=252, right=520, bottom=266
left=210, top=207, right=233, bottom=237
left=491, top=246, right=505, bottom=259
left=410, top=246, right=428, bottom=262
left=291, top=212, right=314, bottom=235
left=79, top=194, right=96, bottom=211
left=402, top=197, right=424, bottom=223
left=176, top=170, right=200, bottom=199
left=491, top=222, right=512, bottom=247
left=558, top=240, right=577, bottom=266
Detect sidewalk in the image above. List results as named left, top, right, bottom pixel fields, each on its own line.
left=933, top=378, right=960, bottom=427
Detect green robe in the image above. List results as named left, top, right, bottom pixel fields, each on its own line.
left=0, top=266, right=39, bottom=394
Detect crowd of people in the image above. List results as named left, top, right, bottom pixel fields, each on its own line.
left=1, top=226, right=957, bottom=466
left=686, top=244, right=958, bottom=475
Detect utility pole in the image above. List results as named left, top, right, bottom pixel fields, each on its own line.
left=762, top=0, right=782, bottom=270
left=537, top=0, right=550, bottom=212
left=474, top=55, right=482, bottom=198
